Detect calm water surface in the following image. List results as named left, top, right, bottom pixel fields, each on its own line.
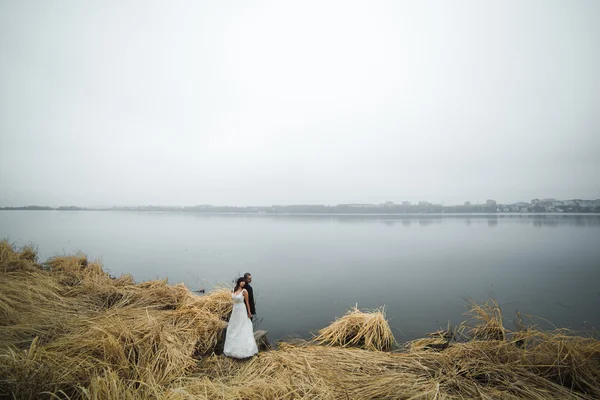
left=1, top=211, right=599, bottom=341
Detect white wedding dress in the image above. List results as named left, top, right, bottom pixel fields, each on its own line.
left=223, top=289, right=258, bottom=358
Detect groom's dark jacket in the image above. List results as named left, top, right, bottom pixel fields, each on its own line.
left=245, top=283, right=256, bottom=315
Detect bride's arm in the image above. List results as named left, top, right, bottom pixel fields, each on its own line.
left=243, top=290, right=252, bottom=319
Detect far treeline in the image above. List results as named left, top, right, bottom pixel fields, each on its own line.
left=2, top=200, right=600, bottom=214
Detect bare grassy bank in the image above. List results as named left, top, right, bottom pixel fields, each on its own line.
left=1, top=240, right=599, bottom=399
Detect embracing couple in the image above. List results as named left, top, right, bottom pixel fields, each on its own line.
left=223, top=273, right=259, bottom=359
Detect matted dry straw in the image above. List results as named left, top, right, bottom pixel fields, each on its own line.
left=313, top=306, right=397, bottom=351
left=0, top=240, right=234, bottom=399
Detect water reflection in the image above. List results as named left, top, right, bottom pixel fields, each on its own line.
left=182, top=212, right=600, bottom=229
left=501, top=214, right=600, bottom=228
left=253, top=214, right=600, bottom=228
left=533, top=218, right=557, bottom=228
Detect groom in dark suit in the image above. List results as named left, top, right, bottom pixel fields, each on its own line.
left=243, top=272, right=256, bottom=318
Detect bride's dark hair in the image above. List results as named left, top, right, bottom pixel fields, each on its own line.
left=233, top=277, right=246, bottom=292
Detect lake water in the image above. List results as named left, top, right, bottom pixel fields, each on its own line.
left=1, top=211, right=599, bottom=342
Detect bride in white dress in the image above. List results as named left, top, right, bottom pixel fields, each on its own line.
left=223, top=277, right=259, bottom=358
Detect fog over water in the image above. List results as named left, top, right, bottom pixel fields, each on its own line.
left=1, top=1, right=600, bottom=207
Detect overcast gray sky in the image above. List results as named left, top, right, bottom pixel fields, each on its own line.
left=1, top=1, right=599, bottom=207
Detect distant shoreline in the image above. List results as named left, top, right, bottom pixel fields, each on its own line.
left=1, top=208, right=600, bottom=217
left=3, top=199, right=599, bottom=214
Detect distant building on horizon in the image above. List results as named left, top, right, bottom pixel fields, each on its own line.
left=486, top=199, right=497, bottom=206
left=340, top=204, right=376, bottom=208
left=191, top=204, right=214, bottom=209
left=579, top=200, right=597, bottom=208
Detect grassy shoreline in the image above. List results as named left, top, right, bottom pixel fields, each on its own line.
left=1, top=241, right=599, bottom=399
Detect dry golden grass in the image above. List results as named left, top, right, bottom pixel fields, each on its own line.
left=464, top=298, right=507, bottom=341
left=0, top=240, right=233, bottom=399
left=313, top=306, right=397, bottom=351
left=1, top=239, right=599, bottom=399
left=0, top=240, right=42, bottom=272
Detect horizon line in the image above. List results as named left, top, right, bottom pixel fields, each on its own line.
left=3, top=197, right=600, bottom=209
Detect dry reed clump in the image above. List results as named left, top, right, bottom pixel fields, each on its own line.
left=406, top=324, right=454, bottom=352
left=313, top=306, right=397, bottom=351
left=44, top=254, right=110, bottom=289
left=1, top=239, right=600, bottom=399
left=19, top=244, right=39, bottom=263
left=0, top=240, right=42, bottom=272
left=183, top=287, right=234, bottom=317
left=464, top=298, right=506, bottom=341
